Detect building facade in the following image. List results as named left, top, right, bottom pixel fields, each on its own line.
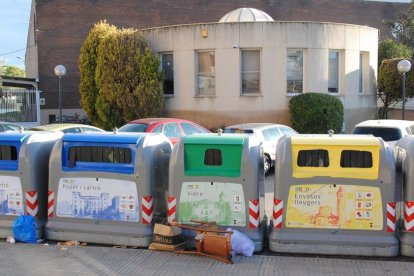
left=25, top=0, right=409, bottom=129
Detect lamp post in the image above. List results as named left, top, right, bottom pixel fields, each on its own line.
left=54, top=65, right=66, bottom=123
left=397, top=59, right=411, bottom=120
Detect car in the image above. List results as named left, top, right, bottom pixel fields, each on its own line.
left=352, top=119, right=414, bottom=147
left=223, top=123, right=298, bottom=174
left=118, top=118, right=210, bottom=144
left=0, top=122, right=28, bottom=132
left=29, top=123, right=105, bottom=133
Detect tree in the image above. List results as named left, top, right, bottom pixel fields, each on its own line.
left=0, top=65, right=25, bottom=77
left=385, top=2, right=414, bottom=51
left=78, top=20, right=117, bottom=127
left=289, top=92, right=344, bottom=134
left=377, top=58, right=414, bottom=119
left=94, top=28, right=163, bottom=129
left=378, top=39, right=412, bottom=65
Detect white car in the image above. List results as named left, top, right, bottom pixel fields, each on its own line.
left=223, top=123, right=298, bottom=174
left=352, top=120, right=414, bottom=147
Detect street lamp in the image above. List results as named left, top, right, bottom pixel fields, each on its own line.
left=54, top=65, right=66, bottom=123
left=397, top=59, right=411, bottom=120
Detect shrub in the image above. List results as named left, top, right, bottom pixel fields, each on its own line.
left=79, top=20, right=117, bottom=127
left=289, top=92, right=344, bottom=134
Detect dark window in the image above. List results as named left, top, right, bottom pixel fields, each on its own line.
left=297, top=149, right=329, bottom=167
left=162, top=53, right=174, bottom=95
left=204, top=149, right=222, bottom=166
left=0, top=145, right=17, bottom=160
left=68, top=146, right=131, bottom=167
left=352, top=127, right=402, bottom=142
left=118, top=123, right=148, bottom=133
left=223, top=128, right=254, bottom=134
left=341, top=150, right=372, bottom=168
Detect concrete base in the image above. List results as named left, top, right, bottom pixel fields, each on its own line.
left=400, top=232, right=414, bottom=257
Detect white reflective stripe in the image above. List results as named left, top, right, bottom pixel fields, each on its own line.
left=405, top=203, right=414, bottom=216
left=142, top=198, right=153, bottom=209
left=387, top=204, right=396, bottom=217
left=273, top=215, right=283, bottom=227
left=249, top=201, right=259, bottom=213
left=27, top=206, right=38, bottom=217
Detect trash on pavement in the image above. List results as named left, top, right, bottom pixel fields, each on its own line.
left=149, top=223, right=186, bottom=252
left=226, top=228, right=254, bottom=257
left=12, top=215, right=37, bottom=243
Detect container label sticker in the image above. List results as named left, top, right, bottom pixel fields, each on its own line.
left=286, top=184, right=383, bottom=230
left=56, top=178, right=139, bottom=222
left=179, top=182, right=246, bottom=226
left=0, top=176, right=23, bottom=216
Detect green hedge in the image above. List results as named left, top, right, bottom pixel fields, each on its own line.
left=289, top=92, right=344, bottom=134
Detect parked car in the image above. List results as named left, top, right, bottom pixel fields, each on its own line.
left=0, top=122, right=28, bottom=132
left=223, top=123, right=298, bottom=174
left=352, top=120, right=414, bottom=147
left=29, top=123, right=105, bottom=133
left=118, top=118, right=210, bottom=144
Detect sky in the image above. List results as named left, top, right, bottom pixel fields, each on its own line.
left=0, top=0, right=32, bottom=69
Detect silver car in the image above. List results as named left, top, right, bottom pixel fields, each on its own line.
left=224, top=123, right=298, bottom=174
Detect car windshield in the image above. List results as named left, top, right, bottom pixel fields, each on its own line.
left=353, top=127, right=402, bottom=141
left=118, top=123, right=148, bottom=132
left=223, top=128, right=254, bottom=134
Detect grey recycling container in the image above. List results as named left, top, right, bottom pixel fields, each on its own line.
left=0, top=131, right=62, bottom=238
left=45, top=132, right=171, bottom=247
left=268, top=134, right=399, bottom=256
left=167, top=133, right=266, bottom=252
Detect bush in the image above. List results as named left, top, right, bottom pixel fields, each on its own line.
left=289, top=92, right=344, bottom=134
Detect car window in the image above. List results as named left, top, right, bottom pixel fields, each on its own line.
left=223, top=128, right=254, bottom=134
left=266, top=127, right=282, bottom=141
left=2, top=124, right=21, bottom=132
left=409, top=125, right=414, bottom=135
left=152, top=125, right=163, bottom=133
left=163, top=123, right=180, bottom=138
left=63, top=127, right=81, bottom=134
left=118, top=123, right=148, bottom=132
left=279, top=126, right=297, bottom=136
left=262, top=129, right=271, bottom=142
left=353, top=127, right=402, bottom=142
left=181, top=122, right=208, bottom=135
left=82, top=127, right=102, bottom=132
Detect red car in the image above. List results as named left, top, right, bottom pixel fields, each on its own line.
left=118, top=118, right=210, bottom=144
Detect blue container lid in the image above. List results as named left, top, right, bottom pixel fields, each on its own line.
left=62, top=132, right=146, bottom=144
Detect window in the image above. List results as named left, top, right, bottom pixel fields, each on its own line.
left=359, top=53, right=364, bottom=94
left=262, top=127, right=281, bottom=142
left=197, top=51, right=215, bottom=96
left=181, top=122, right=208, bottom=135
left=68, top=146, right=132, bottom=167
left=242, top=50, right=260, bottom=94
left=163, top=123, right=180, bottom=138
left=162, top=53, right=174, bottom=95
left=204, top=149, right=222, bottom=165
left=340, top=150, right=372, bottom=168
left=328, top=50, right=339, bottom=93
left=359, top=52, right=368, bottom=94
left=297, top=149, right=329, bottom=167
left=287, top=49, right=303, bottom=93
left=0, top=145, right=17, bottom=160
left=63, top=127, right=81, bottom=134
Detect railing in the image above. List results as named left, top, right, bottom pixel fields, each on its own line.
left=0, top=88, right=39, bottom=123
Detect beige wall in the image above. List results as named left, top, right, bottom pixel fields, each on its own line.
left=145, top=22, right=379, bottom=131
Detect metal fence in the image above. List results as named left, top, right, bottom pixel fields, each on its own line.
left=0, top=88, right=38, bottom=122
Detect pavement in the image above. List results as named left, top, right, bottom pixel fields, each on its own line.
left=1, top=171, right=413, bottom=275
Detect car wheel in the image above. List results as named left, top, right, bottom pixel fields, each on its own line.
left=264, top=155, right=271, bottom=175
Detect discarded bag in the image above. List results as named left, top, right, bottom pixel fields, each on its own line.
left=226, top=228, right=254, bottom=257
left=149, top=223, right=186, bottom=251
left=12, top=215, right=37, bottom=243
